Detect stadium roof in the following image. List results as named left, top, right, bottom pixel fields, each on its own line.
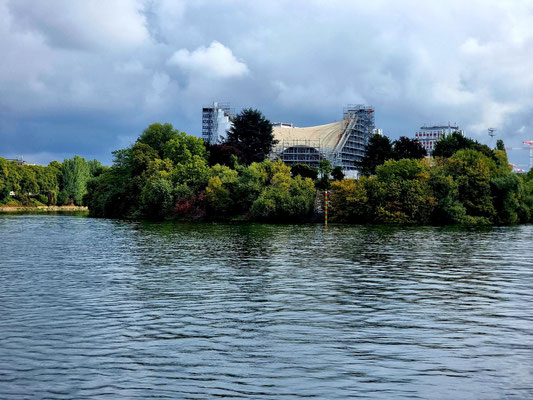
left=272, top=120, right=344, bottom=149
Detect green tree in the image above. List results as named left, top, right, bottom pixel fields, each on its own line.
left=433, top=131, right=492, bottom=159
left=331, top=166, right=345, bottom=181
left=62, top=155, right=91, bottom=205
left=290, top=163, right=318, bottom=180
left=163, top=132, right=208, bottom=165
left=372, top=159, right=436, bottom=224
left=137, top=123, right=179, bottom=157
left=445, top=149, right=497, bottom=223
left=496, top=139, right=505, bottom=151
left=140, top=176, right=174, bottom=219
left=250, top=160, right=315, bottom=221
left=330, top=178, right=369, bottom=223
left=392, top=136, right=427, bottom=160
left=226, top=108, right=277, bottom=165
left=317, top=159, right=333, bottom=189
left=207, top=144, right=242, bottom=167
left=359, top=134, right=394, bottom=176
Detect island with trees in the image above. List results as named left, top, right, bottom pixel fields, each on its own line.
left=3, top=110, right=533, bottom=225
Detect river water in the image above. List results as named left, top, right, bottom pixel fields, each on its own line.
left=1, top=214, right=532, bottom=399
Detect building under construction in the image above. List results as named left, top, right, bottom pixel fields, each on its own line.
left=270, top=105, right=376, bottom=175
left=202, top=102, right=234, bottom=144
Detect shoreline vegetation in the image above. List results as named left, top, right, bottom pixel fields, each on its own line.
left=3, top=112, right=533, bottom=225
left=0, top=205, right=88, bottom=213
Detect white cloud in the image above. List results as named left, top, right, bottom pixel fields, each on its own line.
left=6, top=0, right=149, bottom=50
left=167, top=41, right=249, bottom=79
left=2, top=0, right=533, bottom=167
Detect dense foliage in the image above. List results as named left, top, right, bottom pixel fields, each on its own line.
left=330, top=140, right=533, bottom=225
left=0, top=156, right=102, bottom=206
left=226, top=108, right=277, bottom=165
left=359, top=135, right=427, bottom=176
left=85, top=123, right=315, bottom=221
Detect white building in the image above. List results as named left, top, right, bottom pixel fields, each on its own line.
left=415, top=125, right=464, bottom=153
left=201, top=102, right=234, bottom=144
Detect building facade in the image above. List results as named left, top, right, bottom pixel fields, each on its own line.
left=415, top=125, right=464, bottom=153
left=201, top=102, right=234, bottom=144
left=270, top=105, right=376, bottom=176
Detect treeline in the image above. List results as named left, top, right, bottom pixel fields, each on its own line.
left=0, top=156, right=103, bottom=206
left=85, top=121, right=323, bottom=221
left=331, top=132, right=533, bottom=225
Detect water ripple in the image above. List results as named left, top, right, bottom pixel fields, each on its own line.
left=1, top=215, right=532, bottom=399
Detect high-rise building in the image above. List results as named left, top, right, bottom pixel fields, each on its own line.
left=201, top=102, right=234, bottom=144
left=415, top=125, right=464, bottom=153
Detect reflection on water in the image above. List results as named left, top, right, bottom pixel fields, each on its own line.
left=1, top=215, right=532, bottom=399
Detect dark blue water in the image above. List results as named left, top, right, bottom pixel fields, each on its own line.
left=1, top=215, right=532, bottom=399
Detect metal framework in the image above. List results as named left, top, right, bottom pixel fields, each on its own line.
left=272, top=139, right=326, bottom=167
left=272, top=105, right=375, bottom=172
left=202, top=102, right=233, bottom=144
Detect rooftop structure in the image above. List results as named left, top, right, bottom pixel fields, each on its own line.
left=202, top=102, right=234, bottom=144
left=4, top=156, right=30, bottom=165
left=271, top=105, right=376, bottom=175
left=415, top=124, right=464, bottom=153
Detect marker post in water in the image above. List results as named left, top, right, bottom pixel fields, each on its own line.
left=325, top=190, right=328, bottom=226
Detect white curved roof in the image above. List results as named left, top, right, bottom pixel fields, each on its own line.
left=272, top=120, right=345, bottom=150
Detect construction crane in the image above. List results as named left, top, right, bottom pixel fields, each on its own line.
left=506, top=141, right=533, bottom=170
left=524, top=141, right=533, bottom=170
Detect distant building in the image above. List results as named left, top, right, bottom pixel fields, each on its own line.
left=5, top=157, right=29, bottom=165
left=201, top=102, right=234, bottom=144
left=272, top=122, right=294, bottom=128
left=270, top=105, right=376, bottom=176
left=415, top=124, right=464, bottom=153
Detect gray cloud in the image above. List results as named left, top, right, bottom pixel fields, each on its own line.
left=1, top=0, right=533, bottom=168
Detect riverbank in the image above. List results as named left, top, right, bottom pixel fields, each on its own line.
left=0, top=205, right=88, bottom=213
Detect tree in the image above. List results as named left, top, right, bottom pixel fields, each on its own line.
left=290, top=163, right=318, bottom=180
left=140, top=176, right=174, bottom=219
left=137, top=123, right=179, bottom=157
left=62, top=155, right=91, bottom=205
left=330, top=178, right=369, bottom=223
left=359, top=134, right=394, bottom=176
left=373, top=159, right=436, bottom=224
left=331, top=166, right=345, bottom=181
left=496, top=139, right=505, bottom=151
left=392, top=136, right=427, bottom=160
left=207, top=144, right=242, bottom=167
left=433, top=131, right=492, bottom=159
left=226, top=108, right=277, bottom=165
left=317, top=159, right=333, bottom=189
left=250, top=165, right=315, bottom=222
left=445, top=149, right=497, bottom=222
left=163, top=132, right=208, bottom=165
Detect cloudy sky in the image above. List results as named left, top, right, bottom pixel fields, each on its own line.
left=1, top=0, right=533, bottom=168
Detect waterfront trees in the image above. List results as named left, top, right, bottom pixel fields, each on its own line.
left=359, top=134, right=394, bottom=176
left=77, top=124, right=533, bottom=226
left=392, top=136, right=427, bottom=160
left=226, top=108, right=277, bottom=165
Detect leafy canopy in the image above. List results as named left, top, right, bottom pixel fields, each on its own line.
left=226, top=108, right=277, bottom=165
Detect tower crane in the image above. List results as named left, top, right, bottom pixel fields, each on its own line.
left=506, top=141, right=533, bottom=170
left=524, top=141, right=533, bottom=170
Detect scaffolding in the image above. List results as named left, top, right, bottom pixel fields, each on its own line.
left=272, top=139, right=327, bottom=167
left=271, top=105, right=376, bottom=171
left=202, top=102, right=234, bottom=144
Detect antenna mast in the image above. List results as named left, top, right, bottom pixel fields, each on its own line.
left=488, top=128, right=496, bottom=148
